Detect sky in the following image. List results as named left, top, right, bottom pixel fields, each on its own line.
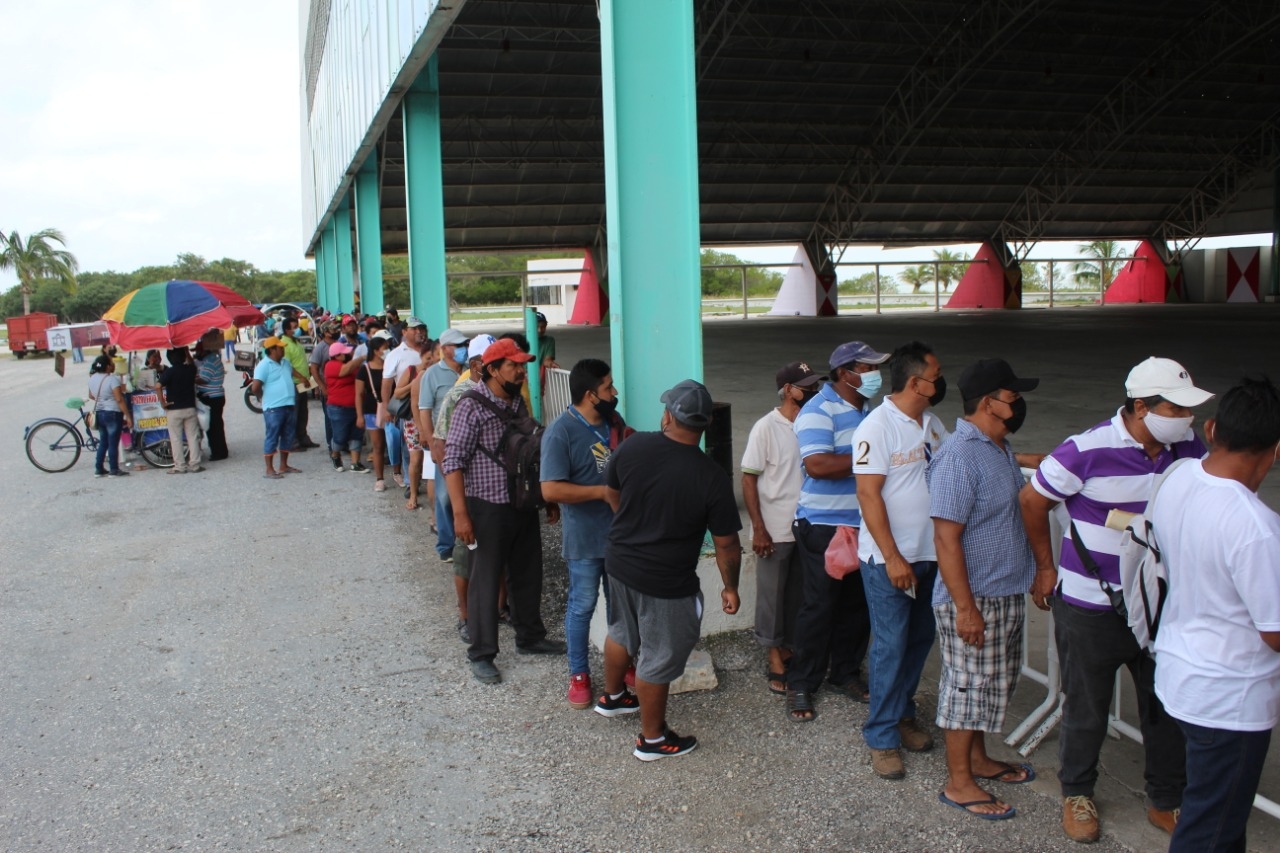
left=0, top=3, right=1268, bottom=292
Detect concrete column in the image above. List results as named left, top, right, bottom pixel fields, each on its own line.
left=313, top=234, right=327, bottom=309
left=402, top=54, right=449, bottom=336
left=355, top=156, right=384, bottom=314
left=802, top=237, right=838, bottom=316
left=600, top=0, right=703, bottom=429
left=323, top=218, right=340, bottom=314
left=334, top=197, right=355, bottom=313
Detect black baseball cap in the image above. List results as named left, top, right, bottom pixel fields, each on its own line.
left=660, top=379, right=714, bottom=429
left=775, top=361, right=822, bottom=391
left=958, top=358, right=1039, bottom=401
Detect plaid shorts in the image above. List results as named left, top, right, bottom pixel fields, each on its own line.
left=934, top=594, right=1025, bottom=732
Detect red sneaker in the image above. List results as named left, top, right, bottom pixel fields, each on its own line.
left=568, top=673, right=593, bottom=710
left=624, top=666, right=637, bottom=688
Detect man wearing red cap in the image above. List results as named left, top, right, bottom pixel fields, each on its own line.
left=444, top=337, right=565, bottom=685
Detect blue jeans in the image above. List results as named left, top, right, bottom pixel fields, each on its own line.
left=565, top=558, right=609, bottom=675
left=860, top=557, right=938, bottom=749
left=263, top=406, right=296, bottom=454
left=1169, top=721, right=1271, bottom=853
left=325, top=404, right=360, bottom=452
left=94, top=410, right=123, bottom=474
left=385, top=418, right=403, bottom=471
left=434, top=466, right=455, bottom=557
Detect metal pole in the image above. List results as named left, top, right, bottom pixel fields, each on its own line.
left=933, top=262, right=941, bottom=312
left=874, top=264, right=882, bottom=315
left=520, top=271, right=528, bottom=319
left=741, top=266, right=748, bottom=319
left=1048, top=262, right=1055, bottom=308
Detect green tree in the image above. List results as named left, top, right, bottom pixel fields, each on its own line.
left=62, top=271, right=135, bottom=321
left=0, top=228, right=79, bottom=315
left=1073, top=240, right=1123, bottom=290
left=838, top=270, right=897, bottom=294
left=699, top=249, right=784, bottom=297
left=933, top=249, right=969, bottom=292
left=900, top=264, right=934, bottom=294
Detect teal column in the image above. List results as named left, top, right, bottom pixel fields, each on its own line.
left=600, top=0, right=703, bottom=430
left=355, top=156, right=384, bottom=313
left=334, top=197, right=355, bottom=313
left=314, top=232, right=328, bottom=308
left=323, top=218, right=340, bottom=313
left=402, top=54, right=449, bottom=335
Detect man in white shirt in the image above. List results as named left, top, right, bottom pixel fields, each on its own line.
left=741, top=361, right=821, bottom=695
left=1152, top=377, right=1280, bottom=853
left=379, top=316, right=428, bottom=488
left=852, top=340, right=948, bottom=780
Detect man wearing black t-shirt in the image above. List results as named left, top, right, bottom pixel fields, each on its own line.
left=597, top=379, right=743, bottom=761
left=158, top=346, right=203, bottom=473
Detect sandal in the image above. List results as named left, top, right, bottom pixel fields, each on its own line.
left=374, top=479, right=386, bottom=492
left=281, top=466, right=302, bottom=474
left=974, top=762, right=1036, bottom=784
left=938, top=791, right=1015, bottom=821
left=786, top=689, right=816, bottom=722
left=766, top=670, right=787, bottom=696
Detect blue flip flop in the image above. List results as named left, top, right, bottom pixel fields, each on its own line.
left=975, top=762, right=1036, bottom=784
left=938, top=791, right=1016, bottom=821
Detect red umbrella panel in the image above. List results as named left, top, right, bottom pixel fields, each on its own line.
left=102, top=280, right=265, bottom=350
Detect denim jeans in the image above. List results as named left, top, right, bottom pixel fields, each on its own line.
left=860, top=557, right=938, bottom=748
left=385, top=418, right=403, bottom=471
left=325, top=404, right=360, bottom=452
left=434, top=466, right=455, bottom=557
left=1052, top=597, right=1185, bottom=809
left=786, top=519, right=871, bottom=693
left=94, top=410, right=124, bottom=474
left=1169, top=721, right=1271, bottom=853
left=263, top=406, right=296, bottom=454
left=565, top=557, right=609, bottom=675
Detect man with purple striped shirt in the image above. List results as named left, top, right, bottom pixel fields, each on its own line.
left=1020, top=357, right=1212, bottom=844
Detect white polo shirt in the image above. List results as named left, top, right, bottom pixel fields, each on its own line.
left=382, top=341, right=419, bottom=383
left=740, top=407, right=803, bottom=543
left=850, top=396, right=947, bottom=563
left=1152, top=460, right=1280, bottom=731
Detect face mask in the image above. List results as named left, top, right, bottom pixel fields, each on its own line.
left=796, top=387, right=818, bottom=405
left=850, top=371, right=882, bottom=399
left=1144, top=411, right=1193, bottom=445
left=918, top=375, right=946, bottom=406
left=454, top=345, right=467, bottom=363
left=501, top=379, right=523, bottom=397
left=998, top=397, right=1027, bottom=434
left=593, top=396, right=618, bottom=418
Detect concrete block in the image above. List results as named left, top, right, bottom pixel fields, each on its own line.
left=669, top=649, right=718, bottom=694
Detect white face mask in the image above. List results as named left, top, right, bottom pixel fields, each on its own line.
left=1144, top=411, right=1193, bottom=446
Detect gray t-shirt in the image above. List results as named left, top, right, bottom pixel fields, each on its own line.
left=419, top=360, right=460, bottom=416
left=88, top=373, right=123, bottom=413
left=308, top=340, right=330, bottom=367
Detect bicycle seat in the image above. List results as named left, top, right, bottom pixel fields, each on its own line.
left=65, top=397, right=86, bottom=409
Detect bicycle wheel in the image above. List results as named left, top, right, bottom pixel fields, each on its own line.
left=25, top=419, right=83, bottom=473
left=138, top=434, right=176, bottom=469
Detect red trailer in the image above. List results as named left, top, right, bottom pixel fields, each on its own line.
left=6, top=312, right=60, bottom=358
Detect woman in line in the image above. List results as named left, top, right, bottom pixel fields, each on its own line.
left=87, top=354, right=133, bottom=478
left=322, top=341, right=368, bottom=473
left=355, top=334, right=391, bottom=491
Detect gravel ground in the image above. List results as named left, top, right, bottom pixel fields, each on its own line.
left=0, top=351, right=1151, bottom=851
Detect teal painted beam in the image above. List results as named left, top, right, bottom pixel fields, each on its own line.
left=324, top=218, right=340, bottom=313
left=599, top=0, right=703, bottom=431
left=334, top=198, right=355, bottom=313
left=403, top=54, right=449, bottom=336
left=355, top=156, right=385, bottom=314
left=314, top=232, right=328, bottom=309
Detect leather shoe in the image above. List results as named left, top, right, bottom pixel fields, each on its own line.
left=470, top=659, right=501, bottom=684
left=1147, top=806, right=1179, bottom=834
left=517, top=639, right=567, bottom=655
left=896, top=717, right=935, bottom=752
left=1063, top=796, right=1099, bottom=843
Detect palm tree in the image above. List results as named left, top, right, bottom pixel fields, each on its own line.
left=933, top=249, right=968, bottom=291
left=0, top=228, right=79, bottom=314
left=900, top=264, right=934, bottom=294
left=1073, top=240, right=1122, bottom=291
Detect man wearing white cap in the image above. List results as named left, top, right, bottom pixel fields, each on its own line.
left=1020, top=356, right=1213, bottom=843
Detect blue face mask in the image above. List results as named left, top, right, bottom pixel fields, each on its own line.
left=849, top=370, right=882, bottom=399
left=453, top=345, right=468, bottom=363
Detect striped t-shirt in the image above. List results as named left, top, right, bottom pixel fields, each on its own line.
left=1031, top=409, right=1205, bottom=610
left=794, top=382, right=869, bottom=526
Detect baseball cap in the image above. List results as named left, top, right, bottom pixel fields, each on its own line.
left=481, top=337, right=535, bottom=365
left=829, top=341, right=889, bottom=370
left=371, top=329, right=394, bottom=341
left=405, top=316, right=427, bottom=330
left=958, top=358, right=1040, bottom=401
left=661, top=379, right=714, bottom=429
left=468, top=334, right=498, bottom=363
left=776, top=361, right=822, bottom=390
left=1125, top=357, right=1214, bottom=407
left=534, top=310, right=548, bottom=324
left=340, top=313, right=356, bottom=325
left=438, top=328, right=468, bottom=345
left=261, top=336, right=285, bottom=349
left=328, top=341, right=354, bottom=357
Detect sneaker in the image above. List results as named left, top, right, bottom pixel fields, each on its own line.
left=106, top=470, right=130, bottom=477
left=568, top=673, right=593, bottom=710
left=896, top=717, right=935, bottom=752
left=94, top=470, right=106, bottom=478
left=517, top=638, right=566, bottom=655
left=1147, top=806, right=1179, bottom=835
left=440, top=553, right=453, bottom=564
left=470, top=659, right=501, bottom=685
left=870, top=747, right=905, bottom=780
left=624, top=666, right=637, bottom=688
left=1063, top=795, right=1100, bottom=843
left=595, top=689, right=641, bottom=717
left=349, top=462, right=369, bottom=473
left=331, top=455, right=345, bottom=471
left=633, top=728, right=697, bottom=762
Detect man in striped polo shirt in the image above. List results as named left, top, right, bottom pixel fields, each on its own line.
left=1020, top=357, right=1213, bottom=843
left=783, top=340, right=889, bottom=723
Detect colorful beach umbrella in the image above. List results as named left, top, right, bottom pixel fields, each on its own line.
left=102, top=280, right=265, bottom=350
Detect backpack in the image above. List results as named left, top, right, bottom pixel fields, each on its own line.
left=461, top=389, right=546, bottom=511
left=1070, top=458, right=1189, bottom=653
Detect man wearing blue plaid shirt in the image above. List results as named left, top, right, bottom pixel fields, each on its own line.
left=929, top=358, right=1043, bottom=821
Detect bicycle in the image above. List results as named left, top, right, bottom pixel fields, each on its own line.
left=24, top=397, right=175, bottom=473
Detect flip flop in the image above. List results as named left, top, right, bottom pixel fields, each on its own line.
left=975, top=762, right=1036, bottom=784
left=766, top=670, right=787, bottom=695
left=938, top=791, right=1016, bottom=821
left=281, top=466, right=302, bottom=474
left=262, top=472, right=285, bottom=480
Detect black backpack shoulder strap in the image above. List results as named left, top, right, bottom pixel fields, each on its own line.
left=461, top=388, right=512, bottom=420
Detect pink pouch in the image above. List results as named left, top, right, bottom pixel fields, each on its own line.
left=824, top=526, right=861, bottom=580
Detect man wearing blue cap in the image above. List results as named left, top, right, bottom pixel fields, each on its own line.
left=784, top=341, right=889, bottom=723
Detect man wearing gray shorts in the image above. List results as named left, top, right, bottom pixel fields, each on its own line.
left=597, top=379, right=743, bottom=761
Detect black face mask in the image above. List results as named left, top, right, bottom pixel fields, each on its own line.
left=593, top=396, right=618, bottom=418
left=1000, top=397, right=1027, bottom=433
left=920, top=375, right=947, bottom=407
left=501, top=379, right=523, bottom=397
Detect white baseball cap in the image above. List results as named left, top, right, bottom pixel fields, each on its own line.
left=468, top=334, right=498, bottom=363
left=1125, top=357, right=1214, bottom=407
